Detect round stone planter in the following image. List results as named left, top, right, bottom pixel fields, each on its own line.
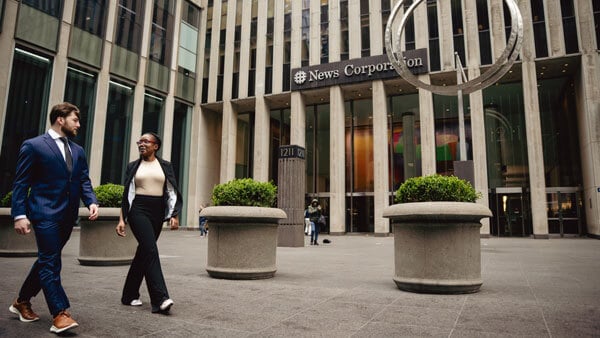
left=383, top=202, right=492, bottom=294
left=200, top=206, right=287, bottom=280
left=0, top=208, right=37, bottom=257
left=78, top=207, right=137, bottom=266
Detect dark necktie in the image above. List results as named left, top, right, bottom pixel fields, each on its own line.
left=60, top=137, right=73, bottom=172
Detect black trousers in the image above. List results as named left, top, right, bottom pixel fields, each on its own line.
left=121, top=195, right=169, bottom=311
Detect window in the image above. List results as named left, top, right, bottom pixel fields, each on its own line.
left=101, top=81, right=133, bottom=185
left=64, top=66, right=97, bottom=154
left=178, top=1, right=200, bottom=100
left=531, top=0, right=548, bottom=58
left=340, top=0, right=349, bottom=60
left=451, top=0, right=465, bottom=66
left=115, top=0, right=144, bottom=53
left=360, top=0, right=370, bottom=56
left=476, top=0, right=492, bottom=65
left=560, top=0, right=578, bottom=54
left=0, top=48, right=52, bottom=196
left=149, top=0, right=174, bottom=65
left=404, top=1, right=415, bottom=51
left=142, top=92, right=165, bottom=135
left=269, top=108, right=291, bottom=182
left=73, top=0, right=108, bottom=37
left=22, top=0, right=62, bottom=17
left=427, top=1, right=440, bottom=71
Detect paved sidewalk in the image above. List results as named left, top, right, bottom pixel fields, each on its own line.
left=1, top=231, right=599, bottom=337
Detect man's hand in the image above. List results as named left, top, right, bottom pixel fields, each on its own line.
left=116, top=222, right=126, bottom=237
left=170, top=217, right=179, bottom=230
left=14, top=218, right=31, bottom=235
left=88, top=203, right=99, bottom=220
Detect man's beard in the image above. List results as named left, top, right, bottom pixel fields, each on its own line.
left=61, top=126, right=77, bottom=137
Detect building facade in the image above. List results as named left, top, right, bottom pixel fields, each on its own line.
left=0, top=0, right=599, bottom=238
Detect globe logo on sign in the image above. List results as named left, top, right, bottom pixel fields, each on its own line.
left=293, top=70, right=307, bottom=85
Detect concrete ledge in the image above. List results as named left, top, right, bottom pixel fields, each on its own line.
left=533, top=234, right=550, bottom=239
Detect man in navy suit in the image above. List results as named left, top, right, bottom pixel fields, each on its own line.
left=9, top=102, right=99, bottom=334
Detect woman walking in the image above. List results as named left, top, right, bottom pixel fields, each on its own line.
left=115, top=132, right=182, bottom=314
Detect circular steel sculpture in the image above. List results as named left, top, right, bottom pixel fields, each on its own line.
left=385, top=0, right=523, bottom=95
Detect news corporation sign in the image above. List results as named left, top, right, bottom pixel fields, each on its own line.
left=290, top=48, right=428, bottom=91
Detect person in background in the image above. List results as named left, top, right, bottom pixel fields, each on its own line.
left=115, top=132, right=182, bottom=314
left=307, top=199, right=322, bottom=245
left=199, top=205, right=208, bottom=237
left=9, top=102, right=99, bottom=334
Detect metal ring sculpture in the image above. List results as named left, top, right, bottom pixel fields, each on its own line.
left=385, top=0, right=523, bottom=96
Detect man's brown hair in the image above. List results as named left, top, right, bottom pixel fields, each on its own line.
left=49, top=102, right=80, bottom=125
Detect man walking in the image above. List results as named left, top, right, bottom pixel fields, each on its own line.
left=9, top=102, right=99, bottom=334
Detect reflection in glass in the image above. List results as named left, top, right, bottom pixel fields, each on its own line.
left=389, top=93, right=421, bottom=191
left=483, top=83, right=529, bottom=188
left=269, top=108, right=291, bottom=183
left=142, top=92, right=164, bottom=135
left=433, top=95, right=472, bottom=176
left=305, top=104, right=330, bottom=194
left=0, top=48, right=51, bottom=196
left=101, top=81, right=133, bottom=185
left=64, top=66, right=96, bottom=154
left=236, top=113, right=254, bottom=178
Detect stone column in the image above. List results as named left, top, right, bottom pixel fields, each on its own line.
left=575, top=1, right=600, bottom=237
left=253, top=96, right=270, bottom=182
left=372, top=80, right=390, bottom=235
left=290, top=92, right=306, bottom=148
left=522, top=61, right=548, bottom=238
left=0, top=2, right=18, bottom=156
left=128, top=1, right=154, bottom=161
left=45, top=0, right=75, bottom=129
left=419, top=85, right=436, bottom=176
left=89, top=0, right=118, bottom=185
left=329, top=86, right=346, bottom=234
left=277, top=145, right=306, bottom=247
left=220, top=101, right=237, bottom=183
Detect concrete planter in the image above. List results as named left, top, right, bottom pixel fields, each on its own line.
left=0, top=208, right=37, bottom=257
left=383, top=202, right=492, bottom=294
left=200, top=206, right=287, bottom=280
left=78, top=207, right=137, bottom=266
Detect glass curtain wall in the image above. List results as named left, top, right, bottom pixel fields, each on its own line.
left=64, top=65, right=97, bottom=155
left=73, top=0, right=107, bottom=37
left=0, top=48, right=52, bottom=196
left=433, top=95, right=472, bottom=175
left=305, top=103, right=330, bottom=232
left=269, top=108, right=291, bottom=183
left=345, top=99, right=374, bottom=233
left=483, top=82, right=531, bottom=237
left=539, top=74, right=583, bottom=235
left=305, top=104, right=330, bottom=195
left=235, top=113, right=254, bottom=178
left=171, top=101, right=192, bottom=224
left=142, top=92, right=164, bottom=135
left=115, top=0, right=144, bottom=53
left=388, top=93, right=421, bottom=191
left=101, top=81, right=133, bottom=185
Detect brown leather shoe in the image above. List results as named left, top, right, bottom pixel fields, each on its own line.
left=50, top=310, right=79, bottom=333
left=8, top=299, right=39, bottom=322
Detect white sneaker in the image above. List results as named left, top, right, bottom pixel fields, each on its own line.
left=130, top=299, right=142, bottom=306
left=159, top=299, right=173, bottom=311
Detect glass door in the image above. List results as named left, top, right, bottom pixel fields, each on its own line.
left=546, top=187, right=585, bottom=237
left=490, top=187, right=532, bottom=237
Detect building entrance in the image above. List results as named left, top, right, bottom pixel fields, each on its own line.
left=490, top=187, right=532, bottom=237
left=546, top=187, right=585, bottom=237
left=345, top=194, right=374, bottom=233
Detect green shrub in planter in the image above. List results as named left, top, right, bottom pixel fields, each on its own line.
left=212, top=178, right=277, bottom=207
left=394, top=174, right=481, bottom=203
left=0, top=191, right=11, bottom=207
left=94, top=183, right=124, bottom=208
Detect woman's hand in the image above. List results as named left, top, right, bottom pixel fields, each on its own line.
left=116, top=222, right=126, bottom=237
left=170, top=216, right=179, bottom=230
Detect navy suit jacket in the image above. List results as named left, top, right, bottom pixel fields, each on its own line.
left=11, top=132, right=98, bottom=224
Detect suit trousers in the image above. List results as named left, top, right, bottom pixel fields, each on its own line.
left=121, top=195, right=169, bottom=311
left=19, top=219, right=74, bottom=316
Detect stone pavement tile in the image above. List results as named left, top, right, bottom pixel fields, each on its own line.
left=449, top=328, right=529, bottom=337
left=390, top=291, right=466, bottom=309
left=308, top=300, right=385, bottom=331
left=249, top=314, right=363, bottom=337
left=541, top=303, right=600, bottom=337
left=328, top=287, right=401, bottom=305
left=373, top=304, right=460, bottom=328
left=142, top=322, right=252, bottom=338
left=455, top=302, right=550, bottom=336
left=353, top=321, right=451, bottom=337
